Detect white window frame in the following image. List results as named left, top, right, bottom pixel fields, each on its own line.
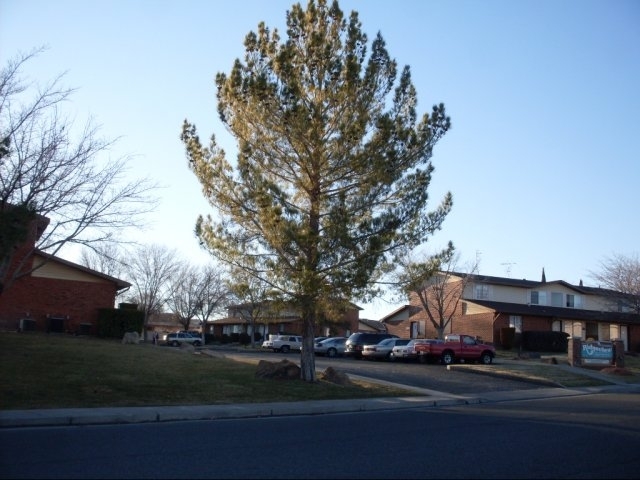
left=530, top=291, right=547, bottom=305
left=509, top=315, right=522, bottom=333
left=475, top=284, right=490, bottom=300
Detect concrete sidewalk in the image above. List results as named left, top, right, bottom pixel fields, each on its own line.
left=2, top=377, right=638, bottom=429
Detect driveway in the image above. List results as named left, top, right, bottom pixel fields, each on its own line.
left=222, top=350, right=542, bottom=395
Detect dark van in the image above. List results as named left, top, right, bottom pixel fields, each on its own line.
left=345, top=332, right=398, bottom=359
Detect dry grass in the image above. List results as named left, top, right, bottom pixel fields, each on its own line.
left=481, top=349, right=640, bottom=387
left=0, top=332, right=412, bottom=410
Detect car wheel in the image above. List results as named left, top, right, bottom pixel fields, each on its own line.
left=193, top=341, right=202, bottom=347
left=281, top=345, right=290, bottom=353
left=441, top=351, right=455, bottom=365
left=171, top=341, right=179, bottom=347
left=327, top=348, right=337, bottom=358
left=480, top=352, right=493, bottom=364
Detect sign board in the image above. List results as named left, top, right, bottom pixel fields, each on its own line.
left=581, top=341, right=613, bottom=365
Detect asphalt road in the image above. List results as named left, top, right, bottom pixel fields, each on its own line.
left=2, top=393, right=638, bottom=479
left=228, top=350, right=542, bottom=395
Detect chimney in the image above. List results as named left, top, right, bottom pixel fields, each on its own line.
left=541, top=268, right=546, bottom=283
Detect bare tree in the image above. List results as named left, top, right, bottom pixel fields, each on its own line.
left=124, top=244, right=181, bottom=338
left=395, top=243, right=478, bottom=339
left=166, top=263, right=202, bottom=333
left=166, top=262, right=231, bottom=340
left=228, top=267, right=276, bottom=348
left=79, top=243, right=128, bottom=304
left=193, top=263, right=231, bottom=341
left=79, top=243, right=125, bottom=279
left=0, top=48, right=157, bottom=294
left=590, top=253, right=640, bottom=314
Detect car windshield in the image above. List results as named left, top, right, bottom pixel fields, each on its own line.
left=378, top=338, right=393, bottom=346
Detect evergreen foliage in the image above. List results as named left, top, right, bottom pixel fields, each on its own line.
left=181, top=0, right=452, bottom=380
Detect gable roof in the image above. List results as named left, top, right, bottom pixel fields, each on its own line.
left=378, top=304, right=419, bottom=325
left=452, top=272, right=615, bottom=295
left=34, top=249, right=130, bottom=290
left=358, top=318, right=386, bottom=331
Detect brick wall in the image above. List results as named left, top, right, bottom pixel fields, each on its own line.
left=0, top=275, right=118, bottom=334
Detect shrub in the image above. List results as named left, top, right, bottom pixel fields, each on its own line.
left=522, top=331, right=569, bottom=353
left=239, top=332, right=251, bottom=345
left=96, top=308, right=144, bottom=339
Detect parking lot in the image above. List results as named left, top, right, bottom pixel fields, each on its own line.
left=221, top=349, right=543, bottom=396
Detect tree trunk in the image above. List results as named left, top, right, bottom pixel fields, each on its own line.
left=299, top=312, right=317, bottom=382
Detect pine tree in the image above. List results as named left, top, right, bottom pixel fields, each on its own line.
left=181, top=0, right=452, bottom=381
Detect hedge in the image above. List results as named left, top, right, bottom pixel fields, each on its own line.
left=522, top=330, right=569, bottom=353
left=96, top=308, right=144, bottom=339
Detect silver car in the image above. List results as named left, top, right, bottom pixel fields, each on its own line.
left=313, top=337, right=347, bottom=357
left=362, top=338, right=410, bottom=360
left=391, top=339, right=437, bottom=361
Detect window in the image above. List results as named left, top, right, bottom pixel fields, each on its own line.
left=530, top=291, right=547, bottom=305
left=551, top=292, right=563, bottom=307
left=566, top=294, right=582, bottom=308
left=475, top=284, right=490, bottom=300
left=463, top=336, right=476, bottom=345
left=509, top=315, right=522, bottom=333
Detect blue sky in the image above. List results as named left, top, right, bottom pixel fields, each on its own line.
left=2, top=0, right=639, bottom=319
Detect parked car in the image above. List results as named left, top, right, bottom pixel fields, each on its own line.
left=362, top=338, right=410, bottom=360
left=344, top=332, right=398, bottom=359
left=165, top=332, right=202, bottom=347
left=390, top=339, right=439, bottom=362
left=261, top=335, right=303, bottom=353
left=313, top=337, right=347, bottom=357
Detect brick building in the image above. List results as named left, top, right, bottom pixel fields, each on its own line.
left=0, top=209, right=130, bottom=334
left=381, top=271, right=640, bottom=352
left=206, top=301, right=363, bottom=339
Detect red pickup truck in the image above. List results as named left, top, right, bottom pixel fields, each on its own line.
left=414, top=334, right=495, bottom=365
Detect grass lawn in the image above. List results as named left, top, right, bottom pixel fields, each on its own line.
left=488, top=348, right=640, bottom=387
left=0, top=332, right=413, bottom=410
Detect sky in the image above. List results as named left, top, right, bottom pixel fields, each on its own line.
left=2, top=0, right=639, bottom=320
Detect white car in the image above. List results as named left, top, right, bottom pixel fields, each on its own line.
left=261, top=335, right=303, bottom=353
left=362, top=338, right=410, bottom=360
left=165, top=332, right=202, bottom=347
left=391, top=339, right=439, bottom=361
left=313, top=337, right=347, bottom=357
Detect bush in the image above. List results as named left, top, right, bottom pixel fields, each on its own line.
left=239, top=332, right=251, bottom=345
left=96, top=308, right=144, bottom=339
left=522, top=331, right=569, bottom=353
